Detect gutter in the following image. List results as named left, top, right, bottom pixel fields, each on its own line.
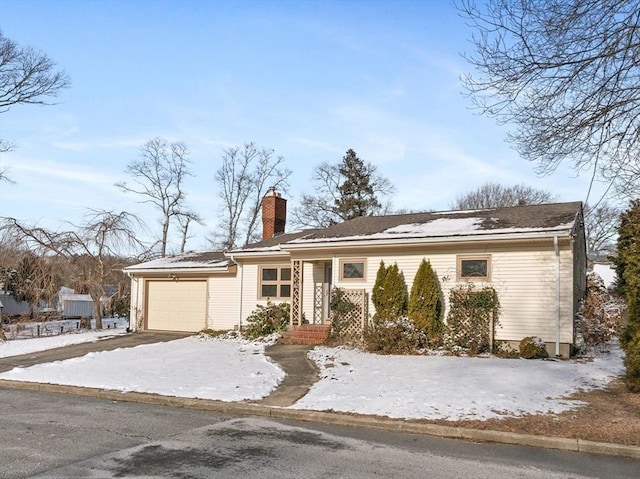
left=125, top=271, right=138, bottom=332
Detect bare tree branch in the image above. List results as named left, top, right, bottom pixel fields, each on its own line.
left=115, top=137, right=194, bottom=257
left=212, top=142, right=292, bottom=249
left=2, top=210, right=146, bottom=328
left=450, top=182, right=557, bottom=210
left=458, top=0, right=640, bottom=198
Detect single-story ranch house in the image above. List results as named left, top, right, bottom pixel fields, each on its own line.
left=125, top=189, right=586, bottom=357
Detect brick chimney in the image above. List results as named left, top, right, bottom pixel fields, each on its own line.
left=262, top=187, right=287, bottom=240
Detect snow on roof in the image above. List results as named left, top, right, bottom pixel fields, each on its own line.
left=59, top=293, right=93, bottom=302
left=125, top=250, right=231, bottom=271
left=289, top=217, right=576, bottom=244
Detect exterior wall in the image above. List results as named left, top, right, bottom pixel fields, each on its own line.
left=327, top=240, right=576, bottom=353
left=207, top=272, right=242, bottom=330
left=129, top=275, right=145, bottom=331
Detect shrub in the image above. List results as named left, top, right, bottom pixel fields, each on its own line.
left=623, top=333, right=640, bottom=393
left=364, top=317, right=426, bottom=354
left=575, top=272, right=623, bottom=354
left=372, top=262, right=407, bottom=322
left=612, top=199, right=640, bottom=391
left=519, top=336, right=549, bottom=359
left=445, top=283, right=500, bottom=355
left=408, top=259, right=443, bottom=337
left=243, top=300, right=290, bottom=339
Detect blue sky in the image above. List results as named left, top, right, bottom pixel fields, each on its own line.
left=0, top=0, right=608, bottom=253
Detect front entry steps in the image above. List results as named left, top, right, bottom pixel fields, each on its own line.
left=278, top=324, right=330, bottom=345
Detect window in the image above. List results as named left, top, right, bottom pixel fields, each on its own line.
left=259, top=265, right=292, bottom=299
left=339, top=258, right=366, bottom=281
left=457, top=255, right=491, bottom=281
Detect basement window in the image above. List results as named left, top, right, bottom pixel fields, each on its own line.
left=259, top=265, right=291, bottom=299
left=457, top=255, right=491, bottom=281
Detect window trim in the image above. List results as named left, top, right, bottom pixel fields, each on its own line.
left=338, top=258, right=367, bottom=282
left=258, top=264, right=292, bottom=299
left=457, top=255, right=491, bottom=281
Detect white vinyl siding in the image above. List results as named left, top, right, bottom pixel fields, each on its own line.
left=331, top=241, right=575, bottom=345
left=208, top=274, right=242, bottom=330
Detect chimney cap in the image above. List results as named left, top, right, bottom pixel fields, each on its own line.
left=265, top=186, right=280, bottom=198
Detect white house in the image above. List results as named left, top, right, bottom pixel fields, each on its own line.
left=125, top=190, right=586, bottom=357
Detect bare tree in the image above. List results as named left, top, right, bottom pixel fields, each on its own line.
left=3, top=210, right=146, bottom=328
left=450, top=182, right=557, bottom=210
left=458, top=0, right=640, bottom=199
left=213, top=143, right=291, bottom=249
left=116, top=137, right=194, bottom=257
left=291, top=150, right=394, bottom=228
left=0, top=30, right=70, bottom=180
left=175, top=210, right=203, bottom=253
left=584, top=202, right=621, bottom=263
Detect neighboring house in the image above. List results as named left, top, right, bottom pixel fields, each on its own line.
left=0, top=291, right=40, bottom=317
left=125, top=189, right=586, bottom=357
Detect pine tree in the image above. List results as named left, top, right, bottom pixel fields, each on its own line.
left=371, top=260, right=387, bottom=314
left=408, top=259, right=442, bottom=335
left=372, top=262, right=407, bottom=322
left=335, top=149, right=382, bottom=221
left=613, top=200, right=640, bottom=391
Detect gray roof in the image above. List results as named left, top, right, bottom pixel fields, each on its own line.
left=126, top=202, right=583, bottom=270
left=285, top=201, right=583, bottom=245
left=124, top=250, right=230, bottom=271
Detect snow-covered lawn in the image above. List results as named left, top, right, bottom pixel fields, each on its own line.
left=292, top=346, right=625, bottom=420
left=0, top=335, right=285, bottom=401
left=0, top=318, right=129, bottom=358
left=0, top=333, right=625, bottom=421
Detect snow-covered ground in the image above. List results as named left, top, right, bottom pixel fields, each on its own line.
left=292, top=346, right=624, bottom=420
left=0, top=333, right=625, bottom=421
left=0, top=317, right=129, bottom=358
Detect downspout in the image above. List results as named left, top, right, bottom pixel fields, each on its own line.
left=554, top=235, right=561, bottom=357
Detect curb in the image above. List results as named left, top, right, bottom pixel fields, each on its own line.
left=1, top=379, right=639, bottom=460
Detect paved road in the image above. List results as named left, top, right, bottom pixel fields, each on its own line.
left=1, top=388, right=637, bottom=479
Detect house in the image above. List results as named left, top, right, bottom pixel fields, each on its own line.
left=125, top=189, right=586, bottom=357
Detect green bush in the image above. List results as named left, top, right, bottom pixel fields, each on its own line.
left=612, top=200, right=640, bottom=391
left=519, top=336, right=549, bottom=359
left=372, top=261, right=407, bottom=322
left=364, top=317, right=426, bottom=354
left=243, top=300, right=290, bottom=339
left=408, top=259, right=443, bottom=337
left=623, top=333, right=640, bottom=392
left=445, top=283, right=500, bottom=355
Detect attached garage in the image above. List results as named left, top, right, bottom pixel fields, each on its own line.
left=145, top=280, right=207, bottom=332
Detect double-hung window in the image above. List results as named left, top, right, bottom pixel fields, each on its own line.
left=259, top=265, right=291, bottom=299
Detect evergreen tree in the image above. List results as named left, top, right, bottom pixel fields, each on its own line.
left=335, top=149, right=381, bottom=220
left=371, top=260, right=387, bottom=314
left=291, top=149, right=394, bottom=228
left=408, top=259, right=442, bottom=335
left=372, top=262, right=407, bottom=322
left=613, top=200, right=640, bottom=391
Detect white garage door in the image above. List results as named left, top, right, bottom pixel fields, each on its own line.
left=146, top=280, right=207, bottom=332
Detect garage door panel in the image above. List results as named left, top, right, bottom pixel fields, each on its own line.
left=146, top=280, right=207, bottom=332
